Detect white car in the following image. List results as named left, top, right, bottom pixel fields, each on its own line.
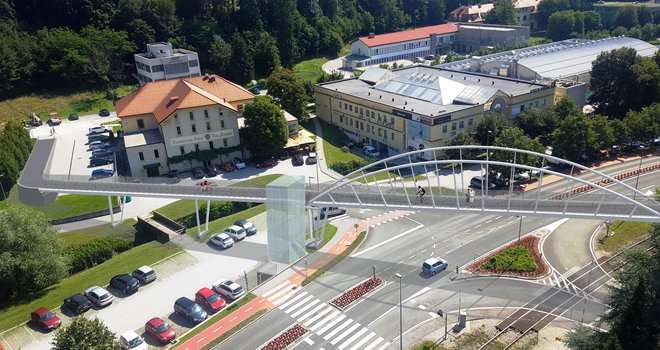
left=132, top=265, right=157, bottom=284
left=232, top=158, right=246, bottom=169
left=223, top=225, right=246, bottom=241
left=212, top=279, right=246, bottom=300
left=119, top=330, right=148, bottom=350
left=363, top=146, right=380, bottom=158
left=84, top=286, right=113, bottom=307
left=88, top=126, right=109, bottom=135
left=210, top=233, right=234, bottom=249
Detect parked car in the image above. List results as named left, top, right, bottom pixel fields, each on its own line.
left=68, top=113, right=79, bottom=121
left=292, top=154, right=304, bottom=166
left=195, top=287, right=226, bottom=313
left=145, top=317, right=176, bottom=344
left=234, top=219, right=257, bottom=235
left=110, top=274, right=140, bottom=294
left=209, top=233, right=234, bottom=249
left=219, top=162, right=235, bottom=172
left=223, top=225, right=246, bottom=241
left=514, top=172, right=530, bottom=181
left=63, top=293, right=92, bottom=314
left=89, top=156, right=113, bottom=167
left=306, top=152, right=317, bottom=164
left=168, top=169, right=180, bottom=179
left=212, top=279, right=245, bottom=301
left=248, top=86, right=261, bottom=95
left=363, top=146, right=380, bottom=158
left=49, top=113, right=62, bottom=125
left=132, top=265, right=157, bottom=284
left=88, top=126, right=109, bottom=135
left=30, top=308, right=61, bottom=330
left=192, top=167, right=205, bottom=179
left=99, top=109, right=110, bottom=117
left=84, top=286, right=113, bottom=307
left=232, top=158, right=246, bottom=169
left=89, top=140, right=112, bottom=149
left=422, top=257, right=448, bottom=275
left=316, top=206, right=346, bottom=220
left=91, top=169, right=114, bottom=179
left=92, top=149, right=113, bottom=158
left=119, top=330, right=147, bottom=350
left=256, top=157, right=277, bottom=169
left=88, top=133, right=111, bottom=142
left=173, top=297, right=207, bottom=324
left=470, top=176, right=496, bottom=189
left=204, top=163, right=218, bottom=177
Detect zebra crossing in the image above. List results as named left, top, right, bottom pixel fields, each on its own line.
left=537, top=269, right=599, bottom=302
left=260, top=280, right=390, bottom=350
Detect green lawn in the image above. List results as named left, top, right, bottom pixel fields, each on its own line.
left=0, top=241, right=181, bottom=332
left=293, top=57, right=330, bottom=83
left=482, top=245, right=537, bottom=272
left=306, top=223, right=338, bottom=253
left=0, top=85, right=135, bottom=124
left=1, top=187, right=119, bottom=219
left=154, top=200, right=198, bottom=220
left=186, top=204, right=267, bottom=240
left=228, top=174, right=284, bottom=188
left=316, top=119, right=362, bottom=166
left=598, top=221, right=653, bottom=252
left=59, top=232, right=102, bottom=247
left=411, top=340, right=448, bottom=350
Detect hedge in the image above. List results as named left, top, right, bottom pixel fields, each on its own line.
left=329, top=159, right=370, bottom=175
left=176, top=201, right=256, bottom=228
left=64, top=237, right=133, bottom=274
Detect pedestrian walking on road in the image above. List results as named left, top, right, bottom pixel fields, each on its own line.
left=416, top=186, right=426, bottom=203
left=467, top=188, right=475, bottom=207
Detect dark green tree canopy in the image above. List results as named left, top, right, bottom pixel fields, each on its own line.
left=52, top=317, right=121, bottom=350
left=241, top=96, right=288, bottom=158
left=266, top=67, right=308, bottom=120
left=475, top=113, right=509, bottom=145
left=485, top=0, right=518, bottom=25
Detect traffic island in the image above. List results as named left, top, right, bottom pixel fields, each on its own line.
left=468, top=235, right=548, bottom=278
left=330, top=277, right=384, bottom=310
left=260, top=324, right=308, bottom=350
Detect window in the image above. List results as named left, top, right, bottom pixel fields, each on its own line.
left=220, top=120, right=225, bottom=128
left=339, top=115, right=343, bottom=123
left=390, top=117, right=394, bottom=124
left=223, top=139, right=228, bottom=147
left=154, top=149, right=159, bottom=158
left=360, top=122, right=364, bottom=130
left=152, top=65, right=164, bottom=72
left=542, top=98, right=547, bottom=106
left=164, top=62, right=189, bottom=75
left=350, top=119, right=353, bottom=126
left=349, top=105, right=352, bottom=112
left=137, top=119, right=145, bottom=129
left=191, top=124, right=197, bottom=133
left=174, top=114, right=179, bottom=123
left=468, top=118, right=473, bottom=126
left=383, top=130, right=387, bottom=138
left=378, top=128, right=382, bottom=136
left=204, top=110, right=209, bottom=119
left=176, top=126, right=181, bottom=135
left=237, top=104, right=243, bottom=113
left=535, top=100, right=539, bottom=107
left=189, top=112, right=194, bottom=121
left=391, top=133, right=394, bottom=140
left=180, top=146, right=185, bottom=155
left=138, top=152, right=144, bottom=161
left=194, top=144, right=200, bottom=152
left=452, top=123, right=456, bottom=131
left=520, top=105, right=525, bottom=112
left=459, top=121, right=464, bottom=128
left=218, top=108, right=224, bottom=116
left=209, top=141, right=214, bottom=149
left=206, top=121, right=211, bottom=131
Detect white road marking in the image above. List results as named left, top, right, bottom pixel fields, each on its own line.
left=408, top=255, right=415, bottom=259
left=304, top=338, right=315, bottom=345
left=278, top=291, right=308, bottom=309
left=368, top=287, right=431, bottom=326
left=196, top=336, right=206, bottom=343
left=348, top=332, right=376, bottom=350
left=324, top=319, right=353, bottom=340
left=272, top=288, right=299, bottom=306
left=267, top=284, right=295, bottom=301
left=303, top=306, right=333, bottom=326
left=261, top=280, right=291, bottom=298
left=290, top=299, right=321, bottom=319
left=418, top=305, right=427, bottom=310
left=338, top=327, right=369, bottom=349
left=352, top=224, right=425, bottom=257
left=315, top=313, right=345, bottom=334
left=330, top=323, right=361, bottom=345
left=213, top=326, right=223, bottom=333
left=428, top=312, right=438, bottom=318
left=362, top=337, right=384, bottom=350
left=283, top=295, right=315, bottom=314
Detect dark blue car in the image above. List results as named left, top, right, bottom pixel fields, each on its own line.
left=91, top=169, right=114, bottom=179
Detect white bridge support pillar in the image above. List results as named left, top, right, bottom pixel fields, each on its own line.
left=195, top=199, right=201, bottom=239
left=107, top=196, right=114, bottom=226
left=205, top=200, right=211, bottom=233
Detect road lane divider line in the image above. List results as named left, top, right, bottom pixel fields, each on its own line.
left=352, top=224, right=424, bottom=257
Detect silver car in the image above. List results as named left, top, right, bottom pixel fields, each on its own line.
left=210, top=233, right=234, bottom=249
left=84, top=286, right=114, bottom=307
left=223, top=225, right=246, bottom=241
left=422, top=257, right=448, bottom=275
left=212, top=279, right=245, bottom=300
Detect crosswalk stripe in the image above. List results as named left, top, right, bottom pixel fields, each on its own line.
left=303, top=306, right=333, bottom=327
left=261, top=280, right=291, bottom=298
left=283, top=295, right=315, bottom=314
left=267, top=284, right=295, bottom=301
left=278, top=291, right=308, bottom=309
left=272, top=288, right=299, bottom=306
left=330, top=323, right=361, bottom=345
left=323, top=318, right=353, bottom=339
left=297, top=303, right=326, bottom=322
left=362, top=337, right=384, bottom=350
left=348, top=331, right=376, bottom=350
left=311, top=312, right=342, bottom=333
left=290, top=299, right=320, bottom=318
left=376, top=342, right=390, bottom=350
left=338, top=327, right=368, bottom=349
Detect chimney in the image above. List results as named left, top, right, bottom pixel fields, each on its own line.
left=368, top=32, right=375, bottom=39
left=169, top=96, right=179, bottom=102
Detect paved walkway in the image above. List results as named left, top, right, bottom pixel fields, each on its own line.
left=311, top=116, right=342, bottom=181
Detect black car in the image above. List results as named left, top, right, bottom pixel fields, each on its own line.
left=99, top=109, right=110, bottom=117
left=89, top=156, right=114, bottom=167
left=192, top=167, right=205, bottom=179
left=88, top=134, right=111, bottom=143
left=92, top=149, right=113, bottom=158
left=204, top=163, right=218, bottom=177
left=292, top=154, right=304, bottom=166
left=68, top=113, right=79, bottom=121
left=234, top=219, right=257, bottom=235
left=63, top=293, right=91, bottom=314
left=169, top=169, right=180, bottom=179
left=109, top=274, right=139, bottom=294
left=173, top=297, right=207, bottom=325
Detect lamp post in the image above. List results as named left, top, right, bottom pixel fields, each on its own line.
left=395, top=273, right=403, bottom=350
left=486, top=130, right=492, bottom=148
left=516, top=216, right=524, bottom=261
left=486, top=130, right=492, bottom=196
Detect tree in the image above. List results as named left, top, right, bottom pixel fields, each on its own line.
left=475, top=113, right=509, bottom=145
left=624, top=103, right=660, bottom=142
left=253, top=31, right=281, bottom=77
left=209, top=35, right=232, bottom=76
left=125, top=19, right=155, bottom=52
left=518, top=108, right=559, bottom=145
left=582, top=11, right=602, bottom=32
left=0, top=120, right=35, bottom=195
left=266, top=68, right=307, bottom=120
left=273, top=0, right=298, bottom=67
left=491, top=127, right=544, bottom=182
left=551, top=114, right=594, bottom=162
left=228, top=32, right=254, bottom=84
left=0, top=206, right=67, bottom=300
left=427, top=0, right=446, bottom=25
left=317, top=70, right=344, bottom=83
left=553, top=96, right=579, bottom=120
left=485, top=0, right=518, bottom=25
left=590, top=115, right=615, bottom=150
left=445, top=132, right=477, bottom=159
left=241, top=96, right=288, bottom=158
left=548, top=11, right=576, bottom=41
left=637, top=6, right=654, bottom=26
left=614, top=5, right=638, bottom=29
left=237, top=0, right=263, bottom=30
left=52, top=317, right=121, bottom=350
left=0, top=20, right=37, bottom=96
left=319, top=0, right=338, bottom=19
left=537, top=0, right=570, bottom=29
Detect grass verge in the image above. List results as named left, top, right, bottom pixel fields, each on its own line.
left=155, top=200, right=197, bottom=220
left=482, top=245, right=537, bottom=272
left=306, top=224, right=337, bottom=253
left=228, top=174, right=284, bottom=188
left=186, top=204, right=267, bottom=241
left=302, top=231, right=366, bottom=287
left=598, top=221, right=653, bottom=253
left=411, top=340, right=449, bottom=350
left=316, top=119, right=362, bottom=166
left=1, top=185, right=119, bottom=219
left=174, top=293, right=258, bottom=346
left=0, top=241, right=181, bottom=332
left=293, top=57, right=330, bottom=83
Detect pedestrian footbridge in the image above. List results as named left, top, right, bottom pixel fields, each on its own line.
left=18, top=139, right=660, bottom=223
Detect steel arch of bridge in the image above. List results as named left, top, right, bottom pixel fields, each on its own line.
left=309, top=146, right=660, bottom=222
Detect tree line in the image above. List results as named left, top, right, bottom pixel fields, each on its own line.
left=0, top=120, right=33, bottom=198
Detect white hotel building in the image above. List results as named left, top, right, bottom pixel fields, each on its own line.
left=134, top=42, right=202, bottom=86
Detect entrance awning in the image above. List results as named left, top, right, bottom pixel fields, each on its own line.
left=285, top=129, right=316, bottom=149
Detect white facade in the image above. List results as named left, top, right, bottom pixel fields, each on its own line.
left=134, top=43, right=202, bottom=86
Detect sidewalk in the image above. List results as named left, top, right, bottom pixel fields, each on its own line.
left=311, top=116, right=343, bottom=180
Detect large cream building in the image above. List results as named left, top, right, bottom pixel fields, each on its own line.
left=315, top=65, right=554, bottom=159
left=116, top=74, right=254, bottom=177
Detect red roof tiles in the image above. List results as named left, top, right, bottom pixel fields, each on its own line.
left=358, top=24, right=458, bottom=48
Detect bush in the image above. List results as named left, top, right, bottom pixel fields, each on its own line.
left=482, top=245, right=537, bottom=272
left=65, top=237, right=133, bottom=274
left=329, top=159, right=370, bottom=175
left=176, top=201, right=256, bottom=228
left=340, top=146, right=350, bottom=153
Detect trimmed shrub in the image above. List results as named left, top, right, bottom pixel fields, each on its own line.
left=65, top=237, right=133, bottom=274
left=329, top=159, right=370, bottom=175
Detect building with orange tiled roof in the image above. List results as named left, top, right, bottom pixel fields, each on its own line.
left=448, top=0, right=541, bottom=30
left=116, top=74, right=255, bottom=177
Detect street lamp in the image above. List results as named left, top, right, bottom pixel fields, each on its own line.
left=516, top=216, right=524, bottom=261
left=486, top=130, right=493, bottom=148
left=395, top=273, right=403, bottom=350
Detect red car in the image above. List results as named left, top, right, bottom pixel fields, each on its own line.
left=256, top=158, right=277, bottom=169
left=31, top=308, right=61, bottom=330
left=145, top=317, right=176, bottom=344
left=195, top=287, right=226, bottom=313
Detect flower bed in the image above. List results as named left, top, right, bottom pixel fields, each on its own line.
left=468, top=235, right=548, bottom=278
left=330, top=277, right=383, bottom=309
left=261, top=324, right=308, bottom=350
